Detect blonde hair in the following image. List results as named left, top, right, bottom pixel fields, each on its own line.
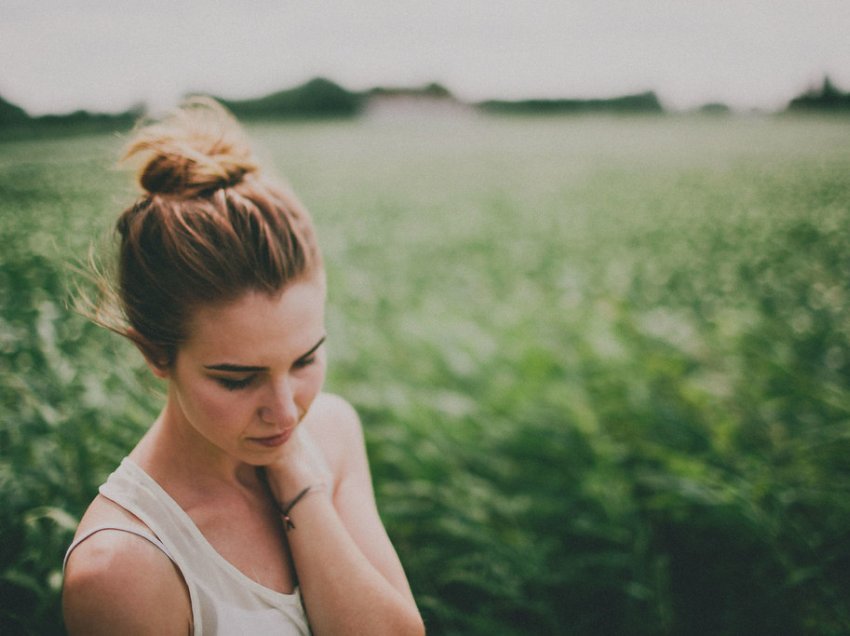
left=125, top=97, right=260, bottom=197
left=98, top=98, right=321, bottom=366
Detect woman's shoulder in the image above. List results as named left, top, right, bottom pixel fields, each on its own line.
left=63, top=497, right=191, bottom=634
left=304, top=392, right=363, bottom=449
left=302, top=392, right=366, bottom=479
left=306, top=392, right=361, bottom=432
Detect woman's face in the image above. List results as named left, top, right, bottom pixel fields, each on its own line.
left=162, top=277, right=327, bottom=466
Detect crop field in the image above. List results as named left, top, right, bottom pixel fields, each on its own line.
left=2, top=113, right=850, bottom=634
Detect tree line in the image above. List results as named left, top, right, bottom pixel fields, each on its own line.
left=2, top=75, right=849, bottom=137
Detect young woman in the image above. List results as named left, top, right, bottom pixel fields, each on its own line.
left=62, top=99, right=424, bottom=635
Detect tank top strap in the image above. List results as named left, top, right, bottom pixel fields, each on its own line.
left=63, top=524, right=174, bottom=572
left=81, top=457, right=310, bottom=634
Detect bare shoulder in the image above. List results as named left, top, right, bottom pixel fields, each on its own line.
left=303, top=393, right=364, bottom=449
left=63, top=497, right=191, bottom=635
left=305, top=392, right=361, bottom=428
left=302, top=393, right=367, bottom=477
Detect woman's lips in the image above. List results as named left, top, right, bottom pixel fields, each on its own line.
left=249, top=430, right=292, bottom=447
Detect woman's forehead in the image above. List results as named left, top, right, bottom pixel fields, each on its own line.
left=182, top=282, right=326, bottom=356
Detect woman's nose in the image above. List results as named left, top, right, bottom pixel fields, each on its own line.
left=259, top=377, right=299, bottom=427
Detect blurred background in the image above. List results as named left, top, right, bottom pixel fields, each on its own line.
left=2, top=1, right=850, bottom=634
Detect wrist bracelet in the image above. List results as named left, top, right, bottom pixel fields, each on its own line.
left=279, top=486, right=313, bottom=531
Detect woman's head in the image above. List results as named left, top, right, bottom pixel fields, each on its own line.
left=109, top=98, right=322, bottom=367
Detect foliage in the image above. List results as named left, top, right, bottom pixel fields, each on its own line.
left=217, top=77, right=363, bottom=120
left=0, top=98, right=143, bottom=142
left=2, top=114, right=850, bottom=634
left=479, top=91, right=663, bottom=115
left=787, top=76, right=850, bottom=113
left=0, top=96, right=29, bottom=127
left=368, top=83, right=455, bottom=99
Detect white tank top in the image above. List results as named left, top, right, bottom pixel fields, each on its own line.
left=64, top=458, right=311, bottom=635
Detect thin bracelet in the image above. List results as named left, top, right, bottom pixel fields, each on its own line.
left=279, top=486, right=313, bottom=531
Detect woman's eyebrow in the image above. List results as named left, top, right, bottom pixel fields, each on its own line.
left=298, top=335, right=327, bottom=360
left=204, top=363, right=266, bottom=372
left=204, top=336, right=326, bottom=372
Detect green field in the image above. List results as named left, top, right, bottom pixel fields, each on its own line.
left=2, top=113, right=850, bottom=634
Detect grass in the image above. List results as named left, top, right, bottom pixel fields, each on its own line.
left=2, top=113, right=850, bottom=634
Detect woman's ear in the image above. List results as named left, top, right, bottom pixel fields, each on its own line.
left=126, top=328, right=170, bottom=379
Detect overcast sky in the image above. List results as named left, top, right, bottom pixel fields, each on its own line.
left=2, top=0, right=849, bottom=115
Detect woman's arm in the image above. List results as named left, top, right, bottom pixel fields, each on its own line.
left=265, top=393, right=424, bottom=635
left=63, top=529, right=192, bottom=635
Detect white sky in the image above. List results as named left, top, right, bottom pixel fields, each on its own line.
left=2, top=0, right=849, bottom=115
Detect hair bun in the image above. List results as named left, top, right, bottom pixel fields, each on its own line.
left=124, top=97, right=259, bottom=197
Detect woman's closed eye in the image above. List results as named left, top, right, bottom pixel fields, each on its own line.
left=293, top=355, right=316, bottom=370
left=293, top=336, right=326, bottom=370
left=215, top=375, right=256, bottom=391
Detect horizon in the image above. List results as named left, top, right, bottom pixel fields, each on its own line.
left=2, top=0, right=849, bottom=116
left=3, top=73, right=847, bottom=119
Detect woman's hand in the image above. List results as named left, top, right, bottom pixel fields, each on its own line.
left=263, top=425, right=334, bottom=506
left=259, top=394, right=425, bottom=635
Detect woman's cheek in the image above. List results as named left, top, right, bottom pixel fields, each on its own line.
left=197, top=383, right=244, bottom=417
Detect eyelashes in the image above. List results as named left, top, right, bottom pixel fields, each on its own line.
left=213, top=356, right=318, bottom=391
left=293, top=355, right=317, bottom=370
left=216, top=376, right=256, bottom=391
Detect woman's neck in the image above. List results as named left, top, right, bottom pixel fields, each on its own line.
left=130, top=401, right=262, bottom=503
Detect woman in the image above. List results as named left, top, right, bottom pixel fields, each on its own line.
left=62, top=99, right=425, bottom=635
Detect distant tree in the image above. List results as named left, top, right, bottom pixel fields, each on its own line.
left=787, top=76, right=850, bottom=112
left=0, top=95, right=30, bottom=127
left=368, top=83, right=454, bottom=99
left=33, top=104, right=143, bottom=129
left=478, top=91, right=664, bottom=115
left=698, top=103, right=731, bottom=115
left=421, top=82, right=452, bottom=98
left=218, top=78, right=362, bottom=119
left=0, top=98, right=143, bottom=139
